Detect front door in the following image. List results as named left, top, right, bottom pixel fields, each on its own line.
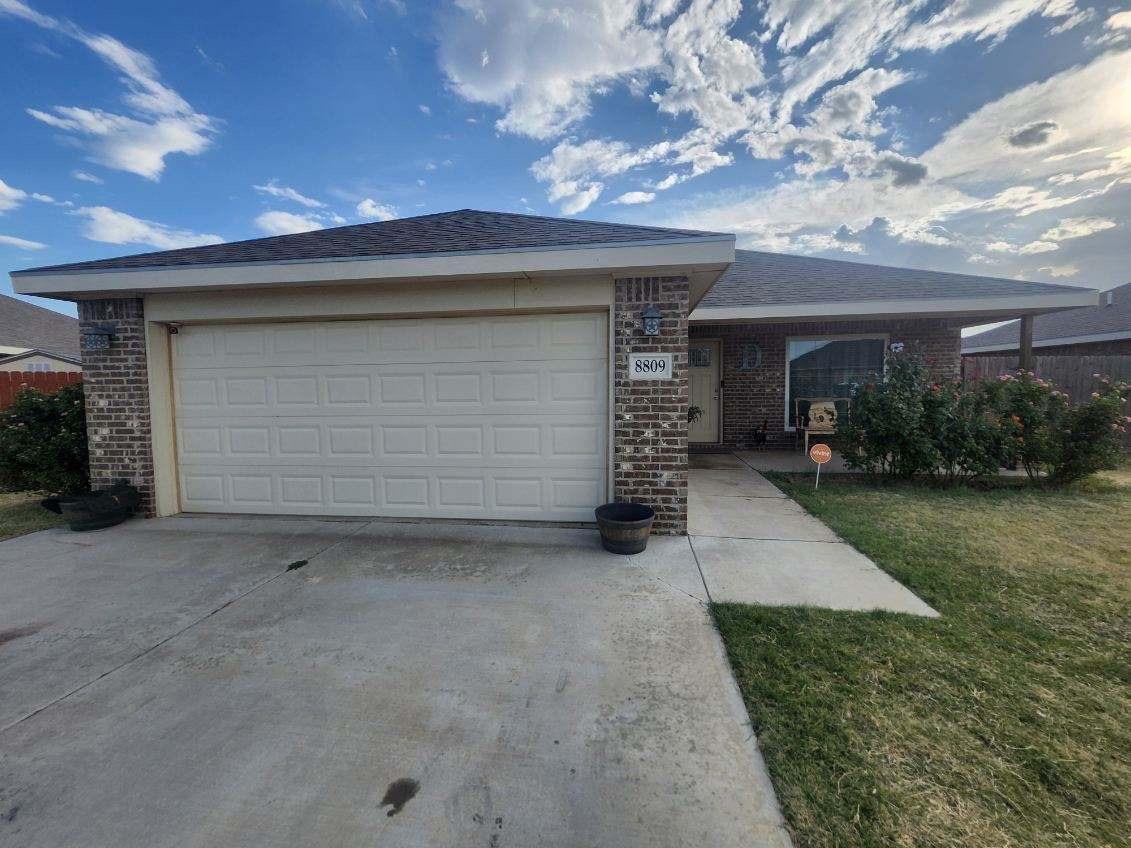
left=689, top=340, right=720, bottom=443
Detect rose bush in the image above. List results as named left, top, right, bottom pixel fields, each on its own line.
left=839, top=353, right=1128, bottom=485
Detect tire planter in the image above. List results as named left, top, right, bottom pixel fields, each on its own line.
left=41, top=482, right=141, bottom=532
left=594, top=502, right=655, bottom=555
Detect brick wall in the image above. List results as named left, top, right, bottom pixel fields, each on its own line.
left=689, top=317, right=961, bottom=451
left=78, top=298, right=155, bottom=515
left=614, top=277, right=689, bottom=535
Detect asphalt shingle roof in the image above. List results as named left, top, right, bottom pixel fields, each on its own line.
left=16, top=209, right=728, bottom=275
left=0, top=294, right=79, bottom=359
left=962, top=282, right=1130, bottom=351
left=698, top=249, right=1087, bottom=309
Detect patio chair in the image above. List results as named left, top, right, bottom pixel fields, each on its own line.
left=794, top=398, right=839, bottom=454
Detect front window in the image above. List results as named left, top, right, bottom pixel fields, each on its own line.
left=787, top=336, right=886, bottom=427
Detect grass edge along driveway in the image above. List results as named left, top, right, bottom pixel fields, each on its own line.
left=713, top=473, right=1129, bottom=848
left=0, top=492, right=62, bottom=541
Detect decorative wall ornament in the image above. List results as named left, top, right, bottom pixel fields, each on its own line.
left=737, top=341, right=762, bottom=371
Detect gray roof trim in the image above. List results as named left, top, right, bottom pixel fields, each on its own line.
left=691, top=288, right=1098, bottom=323
left=11, top=233, right=734, bottom=278
left=0, top=348, right=82, bottom=365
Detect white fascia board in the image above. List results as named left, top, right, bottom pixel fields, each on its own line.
left=963, top=329, right=1131, bottom=354
left=689, top=289, right=1098, bottom=323
left=11, top=237, right=735, bottom=297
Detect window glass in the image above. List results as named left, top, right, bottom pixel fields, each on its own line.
left=788, top=337, right=885, bottom=426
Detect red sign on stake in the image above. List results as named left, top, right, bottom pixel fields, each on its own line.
left=809, top=443, right=832, bottom=488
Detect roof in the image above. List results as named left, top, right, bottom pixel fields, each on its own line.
left=14, top=209, right=727, bottom=275
left=691, top=249, right=1097, bottom=322
left=0, top=348, right=82, bottom=366
left=962, top=282, right=1131, bottom=352
left=700, top=249, right=1087, bottom=308
left=0, top=294, right=79, bottom=359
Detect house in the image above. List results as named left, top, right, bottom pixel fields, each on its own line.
left=0, top=292, right=82, bottom=372
left=9, top=210, right=1096, bottom=533
left=962, top=281, right=1130, bottom=357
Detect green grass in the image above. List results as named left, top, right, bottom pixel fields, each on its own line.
left=0, top=492, right=63, bottom=541
left=713, top=473, right=1130, bottom=848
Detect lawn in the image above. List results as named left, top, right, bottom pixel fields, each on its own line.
left=0, top=491, right=63, bottom=541
left=713, top=473, right=1130, bottom=848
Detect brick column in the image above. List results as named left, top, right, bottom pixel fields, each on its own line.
left=78, top=298, right=155, bottom=516
left=613, top=277, right=689, bottom=535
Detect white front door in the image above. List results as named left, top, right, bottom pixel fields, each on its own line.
left=689, top=340, right=720, bottom=443
left=170, top=313, right=608, bottom=521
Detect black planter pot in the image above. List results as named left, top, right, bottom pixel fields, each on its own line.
left=594, top=502, right=656, bottom=555
left=41, top=482, right=141, bottom=532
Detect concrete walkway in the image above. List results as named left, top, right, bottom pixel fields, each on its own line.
left=688, top=454, right=937, bottom=617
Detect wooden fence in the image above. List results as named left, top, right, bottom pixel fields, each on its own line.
left=0, top=371, right=83, bottom=410
left=963, top=353, right=1131, bottom=449
left=962, top=354, right=1130, bottom=403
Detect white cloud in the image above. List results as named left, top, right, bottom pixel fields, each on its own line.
left=1040, top=216, right=1117, bottom=242
left=987, top=239, right=1059, bottom=255
left=253, top=210, right=324, bottom=236
left=0, top=178, right=28, bottom=213
left=2, top=0, right=216, bottom=179
left=74, top=205, right=223, bottom=249
left=438, top=0, right=663, bottom=139
left=418, top=104, right=431, bottom=115
left=438, top=0, right=1092, bottom=214
left=1037, top=263, right=1079, bottom=278
left=0, top=234, right=47, bottom=250
left=253, top=180, right=325, bottom=208
left=610, top=190, right=656, bottom=205
left=356, top=198, right=398, bottom=220
left=71, top=169, right=103, bottom=184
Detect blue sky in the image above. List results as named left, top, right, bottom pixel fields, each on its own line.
left=2, top=0, right=1129, bottom=318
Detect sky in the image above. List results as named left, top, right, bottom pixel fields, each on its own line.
left=1, top=0, right=1129, bottom=321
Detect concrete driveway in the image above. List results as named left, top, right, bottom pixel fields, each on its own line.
left=0, top=517, right=790, bottom=848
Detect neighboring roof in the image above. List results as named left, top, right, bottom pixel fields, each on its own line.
left=962, top=282, right=1131, bottom=352
left=0, top=348, right=82, bottom=366
left=692, top=249, right=1097, bottom=322
left=0, top=294, right=79, bottom=359
left=14, top=209, right=728, bottom=275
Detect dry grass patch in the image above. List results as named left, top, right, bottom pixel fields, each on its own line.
left=714, top=474, right=1129, bottom=848
left=0, top=492, right=63, bottom=541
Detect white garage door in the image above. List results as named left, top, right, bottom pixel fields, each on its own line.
left=171, top=313, right=608, bottom=521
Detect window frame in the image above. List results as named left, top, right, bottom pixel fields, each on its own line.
left=783, top=332, right=888, bottom=432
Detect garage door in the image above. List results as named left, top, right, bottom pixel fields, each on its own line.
left=171, top=313, right=608, bottom=521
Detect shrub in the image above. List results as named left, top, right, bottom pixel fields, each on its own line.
left=838, top=353, right=936, bottom=479
left=981, top=371, right=1067, bottom=482
left=920, top=379, right=1003, bottom=484
left=0, top=384, right=89, bottom=495
left=1050, top=376, right=1130, bottom=484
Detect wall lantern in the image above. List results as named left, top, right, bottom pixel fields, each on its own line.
left=81, top=323, right=116, bottom=352
left=641, top=305, right=662, bottom=336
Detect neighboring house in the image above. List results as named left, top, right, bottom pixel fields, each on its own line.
left=0, top=348, right=83, bottom=373
left=10, top=210, right=1096, bottom=533
left=962, top=282, right=1130, bottom=357
left=0, top=292, right=82, bottom=372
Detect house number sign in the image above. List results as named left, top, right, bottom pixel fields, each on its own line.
left=628, top=352, right=673, bottom=380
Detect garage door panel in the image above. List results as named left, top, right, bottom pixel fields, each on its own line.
left=173, top=313, right=606, bottom=369
left=177, top=415, right=605, bottom=467
left=177, top=465, right=604, bottom=520
left=173, top=313, right=608, bottom=520
left=173, top=362, right=605, bottom=417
